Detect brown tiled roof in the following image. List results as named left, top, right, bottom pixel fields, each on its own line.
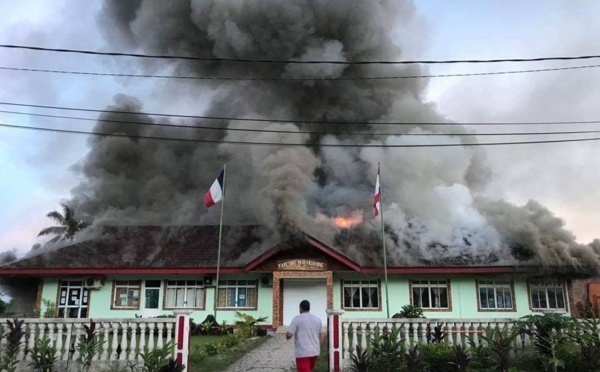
left=4, top=225, right=272, bottom=270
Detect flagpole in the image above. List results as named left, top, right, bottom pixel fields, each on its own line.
left=213, top=164, right=226, bottom=319
left=379, top=163, right=391, bottom=318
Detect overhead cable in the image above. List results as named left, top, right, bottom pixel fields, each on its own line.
left=1, top=101, right=600, bottom=126
left=2, top=64, right=600, bottom=81
left=3, top=44, right=600, bottom=65
left=1, top=122, right=599, bottom=148
left=2, top=109, right=600, bottom=137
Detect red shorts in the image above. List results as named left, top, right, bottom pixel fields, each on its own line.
left=296, top=356, right=318, bottom=372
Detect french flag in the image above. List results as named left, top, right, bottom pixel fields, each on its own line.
left=374, top=166, right=381, bottom=217
left=204, top=169, right=225, bottom=208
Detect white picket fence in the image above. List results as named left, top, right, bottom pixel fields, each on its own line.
left=0, top=318, right=177, bottom=370
left=341, top=318, right=532, bottom=361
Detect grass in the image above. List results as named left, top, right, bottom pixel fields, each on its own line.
left=188, top=335, right=270, bottom=372
left=190, top=334, right=228, bottom=349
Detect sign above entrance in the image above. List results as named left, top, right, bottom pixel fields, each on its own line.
left=277, top=259, right=327, bottom=271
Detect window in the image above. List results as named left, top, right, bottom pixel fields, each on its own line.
left=529, top=281, right=566, bottom=311
left=217, top=280, right=258, bottom=309
left=165, top=280, right=205, bottom=309
left=411, top=280, right=450, bottom=309
left=478, top=281, right=514, bottom=310
left=57, top=281, right=89, bottom=318
left=145, top=280, right=161, bottom=309
left=112, top=280, right=141, bottom=309
left=342, top=280, right=380, bottom=309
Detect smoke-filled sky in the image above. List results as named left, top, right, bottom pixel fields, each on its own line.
left=0, top=0, right=599, bottom=269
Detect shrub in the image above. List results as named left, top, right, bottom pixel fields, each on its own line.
left=478, top=325, right=520, bottom=372
left=369, top=327, right=405, bottom=370
left=234, top=312, right=268, bottom=339
left=28, top=334, right=58, bottom=372
left=570, top=316, right=600, bottom=371
left=220, top=334, right=241, bottom=348
left=0, top=318, right=25, bottom=372
left=132, top=341, right=183, bottom=372
left=392, top=304, right=425, bottom=319
left=203, top=342, right=221, bottom=356
left=77, top=320, right=102, bottom=372
left=448, top=344, right=470, bottom=372
left=192, top=316, right=232, bottom=336
left=189, top=346, right=206, bottom=367
left=520, top=314, right=573, bottom=372
left=404, top=344, right=425, bottom=372
left=347, top=346, right=371, bottom=372
left=42, top=300, right=57, bottom=318
left=420, top=342, right=454, bottom=372
left=427, top=323, right=446, bottom=344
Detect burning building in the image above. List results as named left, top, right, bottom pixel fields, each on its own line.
left=0, top=224, right=585, bottom=327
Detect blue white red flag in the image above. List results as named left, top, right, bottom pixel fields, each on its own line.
left=204, top=169, right=225, bottom=208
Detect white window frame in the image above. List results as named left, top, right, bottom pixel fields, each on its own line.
left=342, top=280, right=380, bottom=310
left=477, top=280, right=514, bottom=310
left=57, top=280, right=89, bottom=318
left=529, top=281, right=566, bottom=312
left=144, top=280, right=161, bottom=310
left=411, top=280, right=450, bottom=310
left=165, top=280, right=205, bottom=309
left=217, top=280, right=258, bottom=309
left=112, top=280, right=141, bottom=309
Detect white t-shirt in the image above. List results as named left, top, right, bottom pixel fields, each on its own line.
left=288, top=312, right=323, bottom=358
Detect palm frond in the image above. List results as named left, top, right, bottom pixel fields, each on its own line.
left=38, top=226, right=66, bottom=237
left=61, top=203, right=73, bottom=222
left=45, top=211, right=65, bottom=225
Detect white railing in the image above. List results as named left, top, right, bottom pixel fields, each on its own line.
left=0, top=317, right=177, bottom=370
left=341, top=318, right=532, bottom=361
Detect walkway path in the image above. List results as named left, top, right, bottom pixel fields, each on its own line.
left=225, top=333, right=296, bottom=371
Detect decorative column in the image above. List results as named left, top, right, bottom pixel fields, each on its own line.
left=173, top=310, right=193, bottom=372
left=327, top=309, right=344, bottom=372
left=272, top=275, right=281, bottom=329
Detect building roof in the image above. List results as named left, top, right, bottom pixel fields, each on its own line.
left=0, top=225, right=529, bottom=276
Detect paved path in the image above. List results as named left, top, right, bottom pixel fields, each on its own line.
left=225, top=333, right=296, bottom=372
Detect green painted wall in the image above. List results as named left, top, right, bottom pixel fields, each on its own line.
left=334, top=274, right=568, bottom=319
left=40, top=278, right=59, bottom=315
left=40, top=274, right=272, bottom=324
left=40, top=274, right=569, bottom=322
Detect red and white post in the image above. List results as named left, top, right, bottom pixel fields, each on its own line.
left=173, top=310, right=193, bottom=371
left=327, top=309, right=344, bottom=372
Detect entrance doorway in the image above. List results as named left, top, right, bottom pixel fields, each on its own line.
left=283, top=279, right=327, bottom=325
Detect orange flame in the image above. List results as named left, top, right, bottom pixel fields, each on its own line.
left=333, top=216, right=361, bottom=229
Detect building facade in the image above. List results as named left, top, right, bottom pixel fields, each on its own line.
left=0, top=226, right=575, bottom=327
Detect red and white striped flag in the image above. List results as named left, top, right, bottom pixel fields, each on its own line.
left=204, top=169, right=225, bottom=208
left=374, top=166, right=381, bottom=217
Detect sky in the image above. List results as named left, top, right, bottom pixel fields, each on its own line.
left=0, top=0, right=598, bottom=256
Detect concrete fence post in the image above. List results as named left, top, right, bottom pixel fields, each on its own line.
left=173, top=310, right=193, bottom=371
left=327, top=309, right=344, bottom=372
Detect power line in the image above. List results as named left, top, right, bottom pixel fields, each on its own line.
left=3, top=44, right=600, bottom=65
left=1, top=101, right=600, bottom=126
left=3, top=64, right=600, bottom=81
left=1, top=122, right=599, bottom=147
left=2, top=109, right=600, bottom=137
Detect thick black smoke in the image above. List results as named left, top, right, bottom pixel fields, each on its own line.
left=62, top=0, right=600, bottom=272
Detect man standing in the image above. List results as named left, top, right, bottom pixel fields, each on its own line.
left=286, top=300, right=325, bottom=372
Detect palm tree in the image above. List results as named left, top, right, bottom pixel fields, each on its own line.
left=38, top=203, right=88, bottom=244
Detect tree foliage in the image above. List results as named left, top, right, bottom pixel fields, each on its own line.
left=38, top=203, right=88, bottom=244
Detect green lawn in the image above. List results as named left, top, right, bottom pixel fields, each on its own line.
left=188, top=335, right=270, bottom=372
left=190, top=334, right=228, bottom=349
